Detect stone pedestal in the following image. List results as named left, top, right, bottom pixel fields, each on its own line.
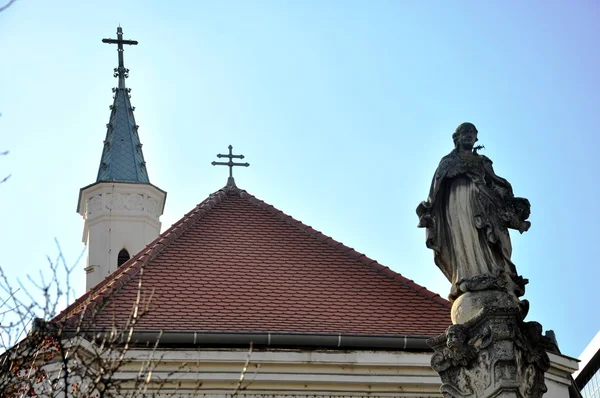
left=428, top=291, right=552, bottom=398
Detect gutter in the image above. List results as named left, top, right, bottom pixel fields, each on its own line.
left=64, top=330, right=433, bottom=351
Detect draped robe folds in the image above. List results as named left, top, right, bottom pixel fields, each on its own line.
left=417, top=150, right=529, bottom=301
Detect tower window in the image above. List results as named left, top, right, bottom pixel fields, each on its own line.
left=117, top=249, right=130, bottom=267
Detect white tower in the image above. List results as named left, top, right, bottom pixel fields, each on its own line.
left=78, top=27, right=166, bottom=292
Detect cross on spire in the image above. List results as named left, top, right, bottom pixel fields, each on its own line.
left=102, top=27, right=138, bottom=89
left=212, top=145, right=250, bottom=187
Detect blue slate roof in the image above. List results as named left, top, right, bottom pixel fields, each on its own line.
left=96, top=87, right=150, bottom=183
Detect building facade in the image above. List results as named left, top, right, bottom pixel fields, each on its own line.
left=32, top=26, right=581, bottom=398
left=576, top=332, right=600, bottom=398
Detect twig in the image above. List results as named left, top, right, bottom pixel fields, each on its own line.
left=0, top=0, right=18, bottom=13
left=231, top=341, right=254, bottom=397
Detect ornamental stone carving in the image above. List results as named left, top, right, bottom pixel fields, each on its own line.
left=428, top=291, right=552, bottom=398
left=88, top=195, right=103, bottom=214
left=124, top=193, right=144, bottom=210
left=87, top=191, right=160, bottom=216
left=146, top=197, right=159, bottom=215
left=105, top=192, right=124, bottom=210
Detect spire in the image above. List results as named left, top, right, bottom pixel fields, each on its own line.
left=97, top=27, right=149, bottom=183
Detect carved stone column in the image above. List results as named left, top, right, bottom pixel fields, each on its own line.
left=428, top=291, right=552, bottom=398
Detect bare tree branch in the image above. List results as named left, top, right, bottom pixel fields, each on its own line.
left=0, top=150, right=10, bottom=185
left=0, top=0, right=18, bottom=13
left=0, top=241, right=255, bottom=397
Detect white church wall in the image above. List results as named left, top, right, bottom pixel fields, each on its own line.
left=78, top=182, right=166, bottom=291
left=17, top=339, right=578, bottom=398
left=113, top=348, right=444, bottom=397
left=110, top=347, right=577, bottom=398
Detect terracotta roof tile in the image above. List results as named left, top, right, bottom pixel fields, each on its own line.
left=56, top=186, right=450, bottom=337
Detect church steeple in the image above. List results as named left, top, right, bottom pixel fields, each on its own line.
left=97, top=27, right=149, bottom=183
left=78, top=27, right=166, bottom=292
left=96, top=88, right=149, bottom=183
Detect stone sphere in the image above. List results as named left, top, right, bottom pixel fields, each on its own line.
left=451, top=290, right=520, bottom=324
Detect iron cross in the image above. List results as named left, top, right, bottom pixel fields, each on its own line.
left=102, top=27, right=138, bottom=89
left=211, top=145, right=250, bottom=179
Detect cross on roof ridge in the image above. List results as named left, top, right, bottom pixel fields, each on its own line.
left=211, top=145, right=250, bottom=187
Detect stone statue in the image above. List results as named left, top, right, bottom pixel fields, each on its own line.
left=421, top=123, right=552, bottom=398
left=417, top=122, right=531, bottom=303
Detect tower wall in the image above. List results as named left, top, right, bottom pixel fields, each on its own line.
left=78, top=182, right=166, bottom=291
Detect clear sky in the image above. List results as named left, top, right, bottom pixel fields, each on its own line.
left=1, top=1, right=598, bottom=358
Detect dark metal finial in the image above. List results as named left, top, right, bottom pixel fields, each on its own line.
left=102, top=27, right=138, bottom=89
left=211, top=145, right=250, bottom=186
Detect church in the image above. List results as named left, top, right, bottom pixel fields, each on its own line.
left=44, top=27, right=576, bottom=398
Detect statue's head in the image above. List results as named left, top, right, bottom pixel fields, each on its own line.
left=452, top=122, right=478, bottom=149
left=446, top=324, right=468, bottom=350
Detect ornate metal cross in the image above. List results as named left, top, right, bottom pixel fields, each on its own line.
left=102, top=27, right=138, bottom=89
left=212, top=145, right=249, bottom=186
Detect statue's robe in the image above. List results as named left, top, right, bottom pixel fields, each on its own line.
left=417, top=150, right=527, bottom=301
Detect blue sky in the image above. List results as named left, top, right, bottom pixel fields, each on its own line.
left=1, top=1, right=598, bottom=358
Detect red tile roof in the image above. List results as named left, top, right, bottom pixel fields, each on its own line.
left=57, top=185, right=450, bottom=336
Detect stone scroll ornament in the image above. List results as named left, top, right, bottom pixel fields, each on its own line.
left=418, top=123, right=552, bottom=398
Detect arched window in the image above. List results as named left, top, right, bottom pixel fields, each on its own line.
left=117, top=249, right=130, bottom=267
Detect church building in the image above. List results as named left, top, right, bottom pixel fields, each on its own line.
left=51, top=28, right=577, bottom=398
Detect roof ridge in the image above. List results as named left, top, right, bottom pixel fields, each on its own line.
left=237, top=190, right=451, bottom=310
left=54, top=190, right=231, bottom=323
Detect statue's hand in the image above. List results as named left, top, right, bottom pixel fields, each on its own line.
left=518, top=221, right=531, bottom=234
left=418, top=214, right=433, bottom=229
left=416, top=201, right=434, bottom=228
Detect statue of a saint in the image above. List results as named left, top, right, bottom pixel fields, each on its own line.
left=417, top=123, right=531, bottom=302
